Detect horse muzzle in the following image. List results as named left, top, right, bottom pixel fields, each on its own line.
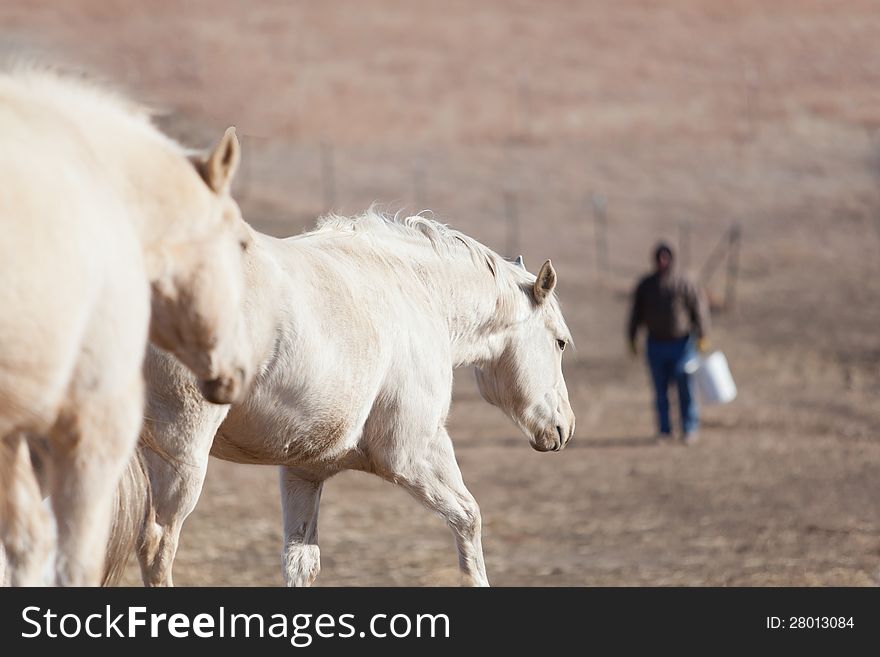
left=530, top=418, right=575, bottom=453
left=199, top=366, right=248, bottom=405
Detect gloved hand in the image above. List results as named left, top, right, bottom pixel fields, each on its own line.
left=697, top=337, right=710, bottom=353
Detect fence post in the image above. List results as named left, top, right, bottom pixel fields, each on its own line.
left=679, top=219, right=691, bottom=270
left=320, top=140, right=336, bottom=212
left=592, top=193, right=608, bottom=274
left=516, top=71, right=532, bottom=141
left=503, top=190, right=520, bottom=257
left=235, top=134, right=252, bottom=205
left=413, top=159, right=427, bottom=210
left=744, top=62, right=760, bottom=143
left=699, top=229, right=731, bottom=285
left=725, top=224, right=742, bottom=311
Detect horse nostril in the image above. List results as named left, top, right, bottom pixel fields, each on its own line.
left=555, top=425, right=564, bottom=447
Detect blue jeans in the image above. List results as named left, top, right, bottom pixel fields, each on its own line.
left=646, top=336, right=699, bottom=435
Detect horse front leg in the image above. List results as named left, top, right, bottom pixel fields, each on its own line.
left=279, top=467, right=323, bottom=587
left=137, top=452, right=210, bottom=588
left=137, top=412, right=222, bottom=587
left=384, top=428, right=489, bottom=587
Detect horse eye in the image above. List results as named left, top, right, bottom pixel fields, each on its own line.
left=556, top=339, right=567, bottom=351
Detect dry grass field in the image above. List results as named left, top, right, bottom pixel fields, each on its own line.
left=2, top=0, right=878, bottom=585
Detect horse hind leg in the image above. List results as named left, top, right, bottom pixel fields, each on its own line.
left=279, top=467, right=323, bottom=587
left=0, top=432, right=52, bottom=586
left=48, top=378, right=143, bottom=586
left=382, top=428, right=489, bottom=587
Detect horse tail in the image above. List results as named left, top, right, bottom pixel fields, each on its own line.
left=101, top=446, right=151, bottom=587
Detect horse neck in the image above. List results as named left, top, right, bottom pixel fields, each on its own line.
left=55, top=96, right=197, bottom=248
left=240, top=233, right=289, bottom=367
left=282, top=230, right=516, bottom=369
left=421, top=252, right=514, bottom=368
left=115, top=140, right=211, bottom=267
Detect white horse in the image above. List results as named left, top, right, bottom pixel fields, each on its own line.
left=0, top=67, right=254, bottom=585
left=107, top=211, right=574, bottom=587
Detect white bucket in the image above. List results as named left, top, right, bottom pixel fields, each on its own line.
left=685, top=351, right=737, bottom=405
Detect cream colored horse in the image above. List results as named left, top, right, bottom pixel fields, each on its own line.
left=0, top=68, right=254, bottom=585
left=107, top=211, right=574, bottom=587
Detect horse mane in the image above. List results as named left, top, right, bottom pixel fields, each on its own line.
left=316, top=208, right=526, bottom=283
left=312, top=209, right=572, bottom=342
left=0, top=63, right=182, bottom=153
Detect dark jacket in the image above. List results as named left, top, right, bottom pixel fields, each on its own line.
left=628, top=270, right=709, bottom=342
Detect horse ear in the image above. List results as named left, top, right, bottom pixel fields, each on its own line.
left=534, top=259, right=557, bottom=304
left=196, top=126, right=240, bottom=194
left=514, top=255, right=525, bottom=269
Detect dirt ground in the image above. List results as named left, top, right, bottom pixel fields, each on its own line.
left=2, top=0, right=878, bottom=585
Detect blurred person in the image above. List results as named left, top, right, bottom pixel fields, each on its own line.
left=627, top=242, right=709, bottom=445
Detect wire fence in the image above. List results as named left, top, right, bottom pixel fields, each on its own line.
left=228, top=133, right=745, bottom=312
